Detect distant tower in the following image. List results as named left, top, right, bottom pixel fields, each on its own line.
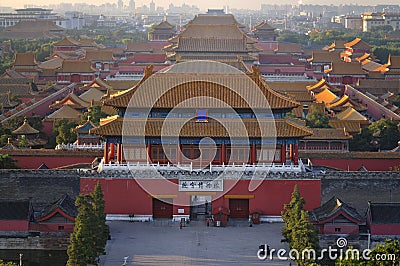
left=129, top=0, right=135, bottom=12
left=150, top=0, right=155, bottom=13
left=118, top=0, right=123, bottom=10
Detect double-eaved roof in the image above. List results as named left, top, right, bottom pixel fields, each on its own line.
left=103, top=61, right=299, bottom=110
left=92, top=61, right=312, bottom=139
left=12, top=118, right=39, bottom=135
left=90, top=117, right=313, bottom=138
left=167, top=14, right=258, bottom=61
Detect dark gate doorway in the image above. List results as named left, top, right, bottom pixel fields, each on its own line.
left=190, top=195, right=212, bottom=220
left=152, top=198, right=173, bottom=219
left=229, top=199, right=249, bottom=218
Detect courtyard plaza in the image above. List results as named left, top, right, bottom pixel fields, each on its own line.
left=100, top=220, right=293, bottom=266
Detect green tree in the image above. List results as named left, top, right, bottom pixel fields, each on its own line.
left=282, top=185, right=319, bottom=266
left=335, top=247, right=366, bottom=266
left=0, top=259, right=17, bottom=266
left=0, top=116, right=45, bottom=146
left=368, top=119, right=400, bottom=150
left=367, top=239, right=400, bottom=266
left=92, top=181, right=109, bottom=257
left=54, top=119, right=77, bottom=145
left=290, top=210, right=320, bottom=265
left=372, top=47, right=390, bottom=64
left=81, top=105, right=108, bottom=126
left=349, top=127, right=374, bottom=152
left=282, top=185, right=305, bottom=244
left=306, top=112, right=331, bottom=128
left=277, top=31, right=309, bottom=45
left=67, top=194, right=98, bottom=266
left=0, top=154, right=18, bottom=169
left=17, top=135, right=27, bottom=148
left=393, top=94, right=400, bottom=107
left=67, top=184, right=108, bottom=266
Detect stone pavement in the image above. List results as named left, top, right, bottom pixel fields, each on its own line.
left=100, top=220, right=294, bottom=266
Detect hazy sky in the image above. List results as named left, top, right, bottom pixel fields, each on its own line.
left=2, top=0, right=400, bottom=11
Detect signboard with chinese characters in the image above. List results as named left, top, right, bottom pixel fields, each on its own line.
left=178, top=180, right=223, bottom=192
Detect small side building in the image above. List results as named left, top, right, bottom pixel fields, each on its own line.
left=310, top=196, right=364, bottom=235
left=0, top=200, right=34, bottom=233
left=11, top=118, right=47, bottom=148
left=366, top=202, right=400, bottom=236
left=34, top=194, right=77, bottom=233
left=74, top=119, right=100, bottom=145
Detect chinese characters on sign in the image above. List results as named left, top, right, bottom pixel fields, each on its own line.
left=178, top=180, right=223, bottom=191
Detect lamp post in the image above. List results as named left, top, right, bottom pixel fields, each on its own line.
left=122, top=256, right=129, bottom=266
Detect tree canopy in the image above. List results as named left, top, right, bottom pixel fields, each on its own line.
left=0, top=259, right=16, bottom=266
left=92, top=182, right=109, bottom=256
left=81, top=105, right=108, bottom=126
left=335, top=239, right=400, bottom=266
left=67, top=194, right=98, bottom=266
left=0, top=116, right=43, bottom=147
left=306, top=111, right=331, bottom=128
left=67, top=182, right=108, bottom=266
left=350, top=119, right=400, bottom=151
left=53, top=119, right=78, bottom=145
left=282, top=185, right=319, bottom=266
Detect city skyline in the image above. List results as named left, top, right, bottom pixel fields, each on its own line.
left=1, top=0, right=400, bottom=11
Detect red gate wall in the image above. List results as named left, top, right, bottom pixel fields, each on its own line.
left=80, top=178, right=321, bottom=217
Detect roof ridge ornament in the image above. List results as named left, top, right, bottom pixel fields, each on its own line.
left=143, top=65, right=154, bottom=79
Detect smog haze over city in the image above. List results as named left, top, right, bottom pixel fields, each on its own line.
left=2, top=0, right=400, bottom=10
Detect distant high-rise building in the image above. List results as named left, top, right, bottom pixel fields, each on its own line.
left=118, top=0, right=124, bottom=10
left=129, top=0, right=135, bottom=12
left=150, top=1, right=155, bottom=13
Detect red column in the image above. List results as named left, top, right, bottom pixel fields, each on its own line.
left=146, top=144, right=151, bottom=163
left=104, top=142, right=109, bottom=164
left=294, top=144, right=299, bottom=165
left=280, top=144, right=285, bottom=164
left=289, top=144, right=293, bottom=162
left=117, top=143, right=122, bottom=163
left=177, top=144, right=181, bottom=164
left=120, top=144, right=124, bottom=163
left=251, top=144, right=256, bottom=164
left=109, top=143, right=115, bottom=162
left=221, top=144, right=226, bottom=164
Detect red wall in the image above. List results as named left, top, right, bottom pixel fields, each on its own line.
left=213, top=180, right=321, bottom=216
left=0, top=220, right=29, bottom=231
left=80, top=178, right=321, bottom=216
left=370, top=224, right=400, bottom=235
left=42, top=121, right=54, bottom=137
left=310, top=158, right=400, bottom=171
left=29, top=223, right=74, bottom=233
left=323, top=225, right=359, bottom=235
left=81, top=178, right=153, bottom=215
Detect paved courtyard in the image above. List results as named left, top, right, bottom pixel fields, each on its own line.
left=100, top=220, right=293, bottom=266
